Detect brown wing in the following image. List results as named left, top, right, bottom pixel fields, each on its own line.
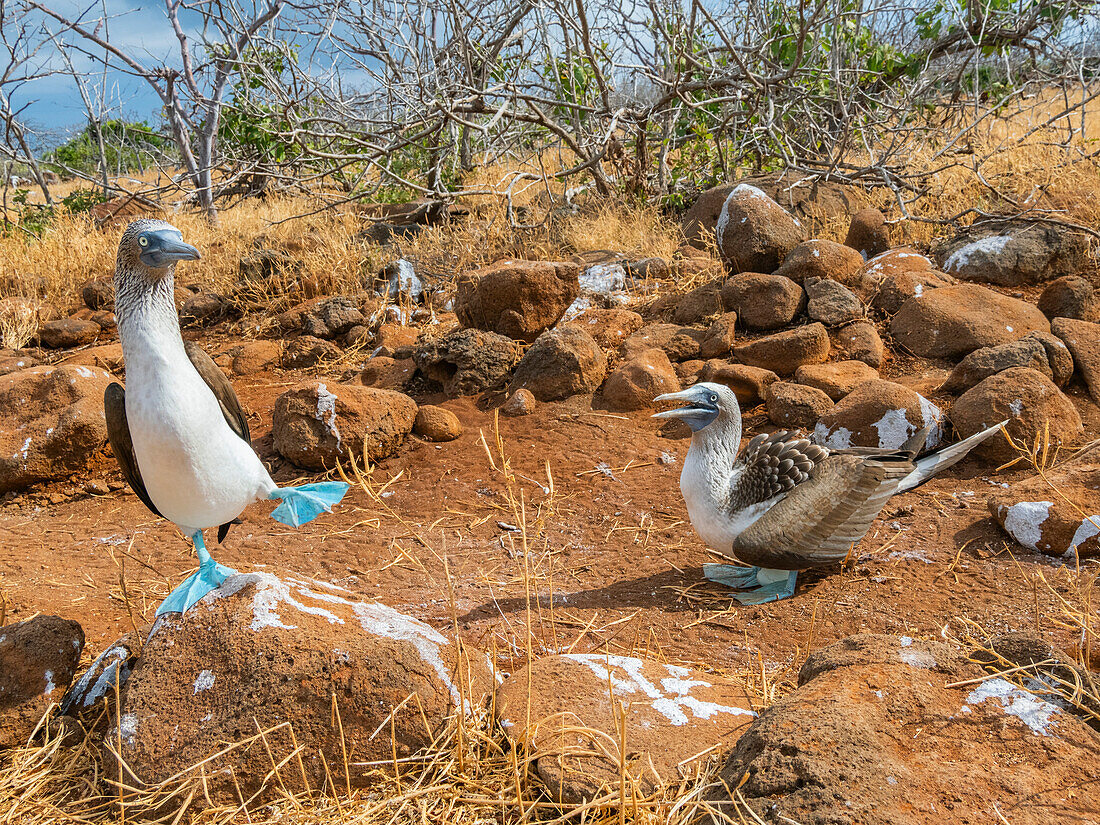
left=733, top=453, right=913, bottom=569
left=184, top=340, right=250, bottom=445
left=104, top=382, right=164, bottom=519
left=729, top=431, right=829, bottom=511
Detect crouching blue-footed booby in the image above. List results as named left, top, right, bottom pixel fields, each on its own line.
left=105, top=219, right=349, bottom=616
left=654, top=382, right=1005, bottom=604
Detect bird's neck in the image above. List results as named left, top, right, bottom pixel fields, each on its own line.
left=685, top=412, right=743, bottom=488
left=115, top=267, right=187, bottom=369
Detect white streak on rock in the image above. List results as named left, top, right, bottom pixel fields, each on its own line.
left=967, top=678, right=1060, bottom=735
left=1001, top=501, right=1054, bottom=550
left=193, top=670, right=215, bottom=694
left=315, top=383, right=342, bottom=452
left=944, top=235, right=1011, bottom=273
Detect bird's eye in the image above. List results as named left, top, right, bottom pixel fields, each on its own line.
left=139, top=236, right=149, bottom=247
left=709, top=394, right=718, bottom=403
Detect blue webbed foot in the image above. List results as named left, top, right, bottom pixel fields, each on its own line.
left=703, top=563, right=761, bottom=588
left=156, top=532, right=237, bottom=616
left=269, top=481, right=350, bottom=527
left=703, top=564, right=798, bottom=605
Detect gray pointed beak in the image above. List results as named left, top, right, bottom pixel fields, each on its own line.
left=140, top=231, right=201, bottom=268
left=652, top=389, right=702, bottom=419
left=156, top=237, right=201, bottom=261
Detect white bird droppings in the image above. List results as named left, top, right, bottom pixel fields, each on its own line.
left=193, top=670, right=215, bottom=694
left=1001, top=501, right=1054, bottom=550
left=943, top=235, right=1011, bottom=273
left=314, top=383, right=342, bottom=452
left=563, top=654, right=755, bottom=727
left=966, top=678, right=1061, bottom=735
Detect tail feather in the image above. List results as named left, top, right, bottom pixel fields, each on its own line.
left=896, top=421, right=1007, bottom=493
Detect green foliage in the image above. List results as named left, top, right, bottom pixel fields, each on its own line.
left=61, top=188, right=107, bottom=214
left=44, top=119, right=170, bottom=175
left=3, top=189, right=54, bottom=238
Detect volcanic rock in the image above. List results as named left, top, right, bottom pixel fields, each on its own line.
left=562, top=307, right=644, bottom=349
left=831, top=320, right=885, bottom=368
left=114, top=572, right=490, bottom=804
left=602, top=349, right=680, bottom=411
left=952, top=367, right=1082, bottom=463
left=698, top=361, right=779, bottom=406
left=813, top=379, right=943, bottom=451
left=0, top=616, right=84, bottom=749
left=455, top=260, right=579, bottom=343
left=867, top=269, right=956, bottom=316
left=0, top=365, right=112, bottom=493
left=414, top=405, right=462, bottom=442
left=699, top=312, right=738, bottom=359
left=1038, top=275, right=1099, bottom=322
left=672, top=280, right=725, bottom=325
left=805, top=277, right=864, bottom=325
left=774, top=239, right=864, bottom=287
left=716, top=184, right=805, bottom=273
left=891, top=285, right=1049, bottom=359
left=720, top=273, right=805, bottom=331
left=620, top=324, right=705, bottom=362
left=940, top=332, right=1074, bottom=394
left=273, top=382, right=417, bottom=470
left=414, top=328, right=521, bottom=396
left=844, top=207, right=891, bottom=259
left=795, top=360, right=879, bottom=401
left=280, top=335, right=341, bottom=369
left=937, top=221, right=1091, bottom=287
left=732, top=323, right=830, bottom=375
left=38, top=318, right=100, bottom=349
left=1051, top=317, right=1100, bottom=403
left=766, top=382, right=834, bottom=429
left=496, top=654, right=755, bottom=805
left=511, top=327, right=607, bottom=401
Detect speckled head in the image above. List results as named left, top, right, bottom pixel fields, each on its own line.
left=116, top=219, right=200, bottom=276
left=652, top=382, right=740, bottom=432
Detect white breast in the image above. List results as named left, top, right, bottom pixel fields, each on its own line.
left=680, top=444, right=781, bottom=552
left=125, top=345, right=275, bottom=534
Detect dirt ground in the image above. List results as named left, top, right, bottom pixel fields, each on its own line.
left=2, top=333, right=1097, bottom=694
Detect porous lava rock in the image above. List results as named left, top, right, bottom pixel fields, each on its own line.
left=682, top=176, right=864, bottom=248
left=952, top=367, right=1082, bottom=463
left=844, top=207, right=891, bottom=259
left=602, top=349, right=680, bottom=411
left=989, top=442, right=1100, bottom=559
left=1051, top=317, right=1100, bottom=403
left=511, top=327, right=607, bottom=401
left=620, top=323, right=705, bottom=362
left=936, top=221, right=1092, bottom=287
left=299, top=296, right=365, bottom=340
left=38, top=318, right=100, bottom=349
left=81, top=278, right=114, bottom=311
left=940, top=332, right=1074, bottom=394
left=1039, top=275, right=1099, bottom=322
left=562, top=307, right=644, bottom=349
left=804, top=276, right=864, bottom=325
left=0, top=616, right=84, bottom=749
left=414, top=328, right=521, bottom=396
left=698, top=361, right=779, bottom=406
left=774, top=239, right=864, bottom=287
left=813, top=379, right=943, bottom=451
left=114, top=572, right=491, bottom=805
left=831, top=320, right=885, bottom=368
left=700, top=312, right=738, bottom=359
left=280, top=335, right=342, bottom=369
left=672, top=280, right=725, bottom=325
left=720, top=273, right=805, bottom=331
left=795, top=360, right=879, bottom=401
left=708, top=633, right=1100, bottom=825
left=500, top=388, right=536, bottom=416
left=716, top=184, right=805, bottom=274
left=891, top=284, right=1049, bottom=359
left=371, top=324, right=420, bottom=358
left=359, top=356, right=415, bottom=391
left=855, top=248, right=934, bottom=296
left=867, top=269, right=956, bottom=316
left=455, top=260, right=579, bottom=343
left=273, top=381, right=417, bottom=470
left=0, top=365, right=112, bottom=493
left=732, top=323, right=830, bottom=375
left=179, top=292, right=230, bottom=327
left=766, top=382, right=834, bottom=429
left=413, top=405, right=462, bottom=442
left=229, top=341, right=281, bottom=375
left=496, top=654, right=755, bottom=806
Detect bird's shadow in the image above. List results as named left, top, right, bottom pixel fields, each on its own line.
left=457, top=566, right=715, bottom=623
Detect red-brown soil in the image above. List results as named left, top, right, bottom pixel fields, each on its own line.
left=1, top=334, right=1097, bottom=689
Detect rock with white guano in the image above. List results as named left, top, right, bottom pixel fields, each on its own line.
left=272, top=381, right=418, bottom=470
left=113, top=571, right=492, bottom=805
left=716, top=184, right=806, bottom=274
left=812, top=379, right=943, bottom=452
left=935, top=221, right=1091, bottom=287
left=495, top=653, right=755, bottom=805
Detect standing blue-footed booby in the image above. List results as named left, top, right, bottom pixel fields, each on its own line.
left=105, top=219, right=349, bottom=616
left=654, top=382, right=1005, bottom=604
